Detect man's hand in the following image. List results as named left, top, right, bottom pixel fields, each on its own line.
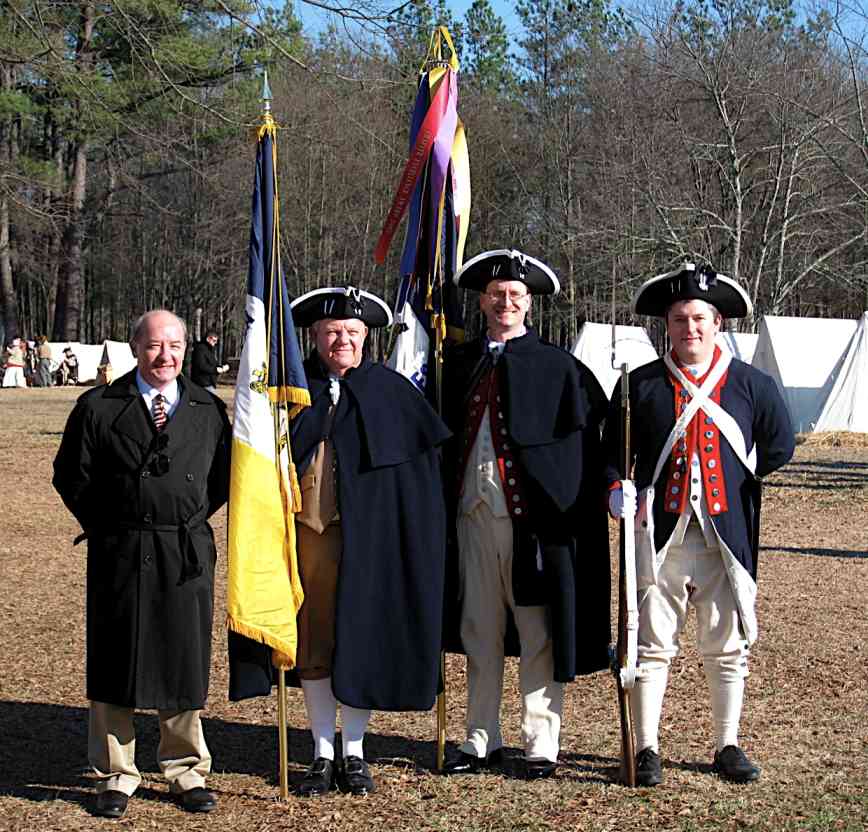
left=217, top=364, right=229, bottom=374
left=608, top=479, right=637, bottom=519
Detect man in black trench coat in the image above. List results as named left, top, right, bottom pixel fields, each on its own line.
left=53, top=309, right=231, bottom=818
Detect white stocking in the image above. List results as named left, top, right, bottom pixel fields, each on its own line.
left=301, top=677, right=338, bottom=760
left=705, top=661, right=744, bottom=751
left=631, top=664, right=669, bottom=753
left=339, top=704, right=371, bottom=760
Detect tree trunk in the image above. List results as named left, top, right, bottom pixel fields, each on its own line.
left=52, top=4, right=94, bottom=341
left=53, top=139, right=88, bottom=340
left=0, top=194, right=17, bottom=342
left=0, top=62, right=19, bottom=342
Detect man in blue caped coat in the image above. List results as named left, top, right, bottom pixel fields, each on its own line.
left=228, top=287, right=450, bottom=798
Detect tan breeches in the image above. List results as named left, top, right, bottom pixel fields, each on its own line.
left=457, top=504, right=562, bottom=762
left=296, top=522, right=342, bottom=680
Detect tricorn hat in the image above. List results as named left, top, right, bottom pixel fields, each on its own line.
left=454, top=249, right=560, bottom=296
left=632, top=262, right=752, bottom=319
left=290, top=286, right=393, bottom=328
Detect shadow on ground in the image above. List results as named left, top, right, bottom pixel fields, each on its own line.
left=761, top=545, right=866, bottom=559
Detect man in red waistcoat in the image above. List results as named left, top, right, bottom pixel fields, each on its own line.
left=605, top=264, right=794, bottom=786
left=441, top=249, right=611, bottom=779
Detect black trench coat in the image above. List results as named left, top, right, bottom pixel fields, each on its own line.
left=53, top=370, right=231, bottom=710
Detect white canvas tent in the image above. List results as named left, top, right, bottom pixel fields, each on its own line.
left=47, top=341, right=103, bottom=382
left=571, top=322, right=658, bottom=397
left=752, top=315, right=858, bottom=432
left=716, top=331, right=759, bottom=364
left=74, top=344, right=107, bottom=382
left=101, top=340, right=137, bottom=379
left=814, top=312, right=868, bottom=432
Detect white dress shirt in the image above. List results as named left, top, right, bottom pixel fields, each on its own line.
left=136, top=372, right=181, bottom=420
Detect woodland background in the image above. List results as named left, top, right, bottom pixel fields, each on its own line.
left=2, top=0, right=868, bottom=358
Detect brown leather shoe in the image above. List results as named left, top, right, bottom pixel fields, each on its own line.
left=93, top=790, right=129, bottom=818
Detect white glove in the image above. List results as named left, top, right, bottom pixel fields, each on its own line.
left=608, top=478, right=637, bottom=519
left=218, top=364, right=229, bottom=374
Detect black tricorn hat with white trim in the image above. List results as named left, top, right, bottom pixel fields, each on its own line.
left=454, top=249, right=560, bottom=296
left=632, top=262, right=752, bottom=319
left=290, top=286, right=393, bottom=328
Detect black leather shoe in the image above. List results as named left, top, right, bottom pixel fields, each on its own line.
left=712, top=746, right=761, bottom=783
left=442, top=747, right=504, bottom=775
left=93, top=790, right=129, bottom=818
left=523, top=758, right=557, bottom=780
left=337, top=755, right=375, bottom=796
left=179, top=786, right=217, bottom=813
left=297, top=757, right=335, bottom=797
left=636, top=747, right=663, bottom=787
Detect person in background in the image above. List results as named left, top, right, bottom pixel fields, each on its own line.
left=2, top=338, right=27, bottom=388
left=36, top=335, right=53, bottom=387
left=190, top=331, right=229, bottom=393
left=62, top=347, right=80, bottom=385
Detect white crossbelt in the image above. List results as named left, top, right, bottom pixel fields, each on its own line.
left=662, top=349, right=756, bottom=477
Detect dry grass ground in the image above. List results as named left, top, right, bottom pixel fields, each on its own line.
left=0, top=386, right=866, bottom=832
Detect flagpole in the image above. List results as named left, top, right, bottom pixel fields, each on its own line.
left=278, top=668, right=289, bottom=799
left=260, top=68, right=292, bottom=803
left=435, top=309, right=447, bottom=771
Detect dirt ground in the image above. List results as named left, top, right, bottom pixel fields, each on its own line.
left=0, top=386, right=866, bottom=832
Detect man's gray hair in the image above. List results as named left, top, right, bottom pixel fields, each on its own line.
left=130, top=310, right=188, bottom=345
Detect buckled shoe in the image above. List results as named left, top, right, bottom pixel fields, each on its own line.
left=337, top=755, right=375, bottom=796
left=442, top=747, right=504, bottom=775
left=712, top=746, right=761, bottom=783
left=635, top=747, right=663, bottom=787
left=523, top=758, right=557, bottom=780
left=297, top=757, right=336, bottom=797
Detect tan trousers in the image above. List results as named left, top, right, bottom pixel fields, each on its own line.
left=88, top=701, right=211, bottom=795
left=296, top=522, right=342, bottom=680
left=457, top=504, right=563, bottom=762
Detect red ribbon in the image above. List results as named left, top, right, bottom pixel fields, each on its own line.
left=373, top=71, right=451, bottom=265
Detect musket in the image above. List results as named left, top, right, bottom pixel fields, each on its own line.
left=611, top=276, right=638, bottom=787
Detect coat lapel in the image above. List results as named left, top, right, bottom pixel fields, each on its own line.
left=107, top=370, right=154, bottom=451
left=165, top=377, right=217, bottom=445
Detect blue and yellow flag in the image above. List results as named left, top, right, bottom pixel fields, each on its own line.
left=227, top=111, right=311, bottom=670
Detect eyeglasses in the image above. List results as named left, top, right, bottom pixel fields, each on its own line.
left=484, top=290, right=529, bottom=305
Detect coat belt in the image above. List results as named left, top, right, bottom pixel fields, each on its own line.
left=73, top=506, right=209, bottom=585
